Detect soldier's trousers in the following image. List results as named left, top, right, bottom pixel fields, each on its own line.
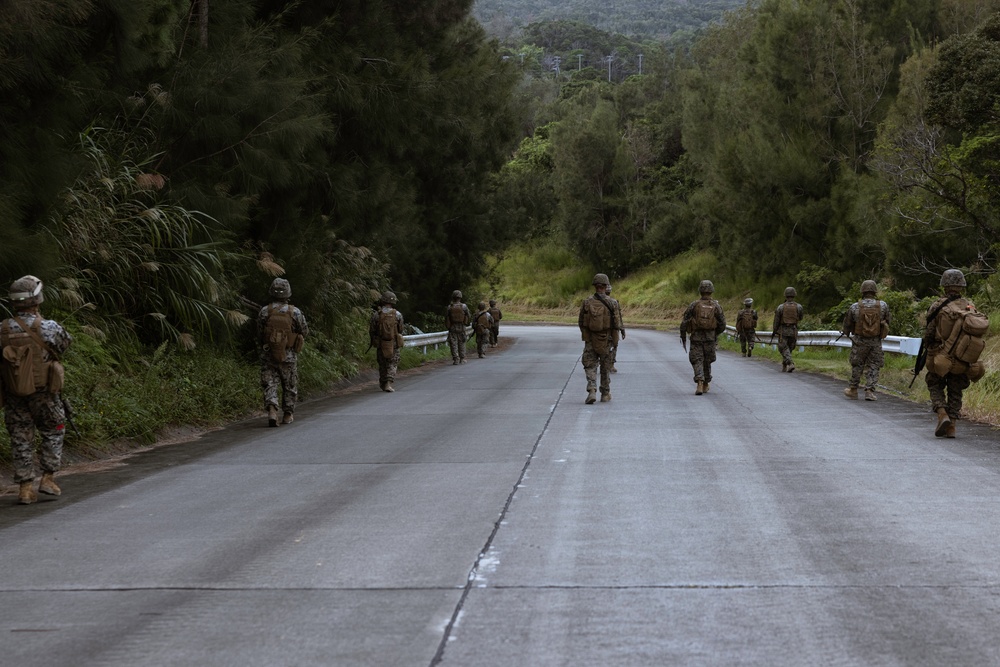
left=926, top=370, right=971, bottom=419
left=582, top=342, right=612, bottom=394
left=689, top=339, right=717, bottom=383
left=4, top=392, right=65, bottom=483
left=777, top=335, right=797, bottom=365
left=377, top=346, right=400, bottom=384
left=489, top=326, right=499, bottom=346
left=476, top=332, right=489, bottom=356
left=447, top=330, right=467, bottom=361
left=738, top=331, right=755, bottom=355
left=262, top=360, right=298, bottom=414
left=849, top=338, right=884, bottom=389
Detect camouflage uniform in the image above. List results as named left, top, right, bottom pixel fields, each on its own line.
left=842, top=287, right=890, bottom=399
left=445, top=291, right=472, bottom=364
left=680, top=283, right=726, bottom=393
left=773, top=289, right=803, bottom=372
left=924, top=270, right=974, bottom=434
left=607, top=287, right=625, bottom=373
left=369, top=294, right=404, bottom=391
left=488, top=300, right=502, bottom=347
left=579, top=274, right=617, bottom=403
left=258, top=295, right=309, bottom=422
left=735, top=301, right=758, bottom=357
left=473, top=304, right=493, bottom=358
left=1, top=313, right=72, bottom=484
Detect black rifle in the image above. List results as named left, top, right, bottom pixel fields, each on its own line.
left=61, top=395, right=82, bottom=439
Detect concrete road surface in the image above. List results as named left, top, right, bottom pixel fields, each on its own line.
left=2, top=324, right=1000, bottom=666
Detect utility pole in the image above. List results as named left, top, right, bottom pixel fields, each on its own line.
left=606, top=55, right=613, bottom=82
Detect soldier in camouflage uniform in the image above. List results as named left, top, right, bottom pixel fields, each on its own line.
left=579, top=273, right=617, bottom=404
left=369, top=290, right=404, bottom=392
left=445, top=290, right=471, bottom=365
left=680, top=280, right=726, bottom=395
left=924, top=269, right=976, bottom=438
left=773, top=287, right=804, bottom=372
left=258, top=278, right=308, bottom=426
left=735, top=298, right=758, bottom=357
left=0, top=276, right=73, bottom=505
left=473, top=301, right=493, bottom=358
left=606, top=284, right=626, bottom=373
left=842, top=280, right=891, bottom=401
left=488, top=299, right=502, bottom=347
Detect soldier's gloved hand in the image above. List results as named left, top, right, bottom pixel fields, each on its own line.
left=620, top=330, right=626, bottom=339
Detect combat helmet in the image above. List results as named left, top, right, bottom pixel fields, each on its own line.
left=269, top=278, right=291, bottom=299
left=860, top=280, right=877, bottom=296
left=9, top=275, right=43, bottom=308
left=743, top=298, right=753, bottom=306
left=489, top=299, right=496, bottom=307
left=699, top=280, right=715, bottom=294
left=940, top=269, right=966, bottom=288
left=478, top=301, right=487, bottom=311
left=381, top=290, right=397, bottom=305
left=784, top=286, right=797, bottom=299
left=452, top=290, right=463, bottom=300
left=592, top=273, right=610, bottom=287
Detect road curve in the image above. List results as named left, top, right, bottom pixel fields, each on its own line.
left=2, top=324, right=1000, bottom=666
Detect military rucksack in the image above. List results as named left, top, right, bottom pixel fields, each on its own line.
left=488, top=307, right=501, bottom=324
left=737, top=309, right=755, bottom=331
left=0, top=316, right=51, bottom=397
left=475, top=312, right=491, bottom=335
left=586, top=297, right=612, bottom=332
left=691, top=300, right=717, bottom=331
left=447, top=302, right=467, bottom=329
left=377, top=308, right=400, bottom=356
left=937, top=300, right=990, bottom=366
left=856, top=302, right=883, bottom=338
left=780, top=302, right=800, bottom=326
left=264, top=305, right=296, bottom=362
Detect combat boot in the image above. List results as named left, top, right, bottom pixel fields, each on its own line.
left=934, top=408, right=952, bottom=438
left=600, top=392, right=611, bottom=402
left=282, top=412, right=294, bottom=425
left=585, top=390, right=597, bottom=405
left=747, top=348, right=753, bottom=357
left=703, top=382, right=710, bottom=394
left=17, top=480, right=36, bottom=505
left=781, top=361, right=788, bottom=372
left=843, top=386, right=858, bottom=399
left=945, top=418, right=957, bottom=438
left=267, top=405, right=278, bottom=428
left=695, top=381, right=704, bottom=396
left=787, top=362, right=795, bottom=373
left=384, top=381, right=395, bottom=393
left=864, top=388, right=877, bottom=401
left=611, top=365, right=618, bottom=373
left=38, top=472, right=61, bottom=496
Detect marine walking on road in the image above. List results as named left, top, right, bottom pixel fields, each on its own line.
left=842, top=280, right=891, bottom=401
left=473, top=301, right=493, bottom=358
left=680, top=280, right=726, bottom=395
left=488, top=299, right=502, bottom=347
left=258, top=278, right=308, bottom=427
left=369, top=290, right=404, bottom=392
left=1, top=275, right=73, bottom=505
left=579, top=273, right=617, bottom=404
left=773, top=287, right=803, bottom=372
left=445, top=290, right=472, bottom=365
left=735, top=297, right=758, bottom=357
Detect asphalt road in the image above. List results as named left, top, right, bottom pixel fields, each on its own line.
left=2, top=324, right=1000, bottom=666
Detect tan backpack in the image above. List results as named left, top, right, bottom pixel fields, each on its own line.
left=0, top=317, right=52, bottom=397
left=780, top=302, right=800, bottom=326
left=475, top=312, right=491, bottom=335
left=264, top=305, right=295, bottom=362
left=856, top=302, right=883, bottom=338
left=691, top=300, right=717, bottom=331
left=378, top=309, right=400, bottom=356
left=447, top=302, right=467, bottom=329
left=737, top=309, right=755, bottom=331
left=586, top=298, right=611, bottom=332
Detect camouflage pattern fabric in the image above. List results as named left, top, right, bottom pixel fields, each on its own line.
left=488, top=307, right=502, bottom=346
left=258, top=301, right=307, bottom=414
left=926, top=369, right=971, bottom=419
left=376, top=346, right=401, bottom=385
left=4, top=393, right=66, bottom=483
left=582, top=341, right=612, bottom=394
left=735, top=307, right=757, bottom=355
left=844, top=297, right=890, bottom=390
left=261, top=361, right=299, bottom=414
left=447, top=330, right=467, bottom=362
left=777, top=334, right=797, bottom=366
left=772, top=301, right=803, bottom=366
left=688, top=339, right=717, bottom=383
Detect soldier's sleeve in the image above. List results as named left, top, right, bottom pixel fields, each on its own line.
left=752, top=310, right=758, bottom=325
left=295, top=308, right=309, bottom=337
left=797, top=304, right=804, bottom=320
left=396, top=311, right=404, bottom=334
left=464, top=305, right=471, bottom=325
left=45, top=321, right=73, bottom=356
left=772, top=305, right=781, bottom=332
left=579, top=301, right=588, bottom=337
left=258, top=306, right=269, bottom=343
left=882, top=301, right=891, bottom=325
left=680, top=303, right=693, bottom=333
left=715, top=303, right=726, bottom=334
left=842, top=304, right=854, bottom=334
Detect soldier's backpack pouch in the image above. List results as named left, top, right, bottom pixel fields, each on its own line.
left=693, top=301, right=716, bottom=331
left=589, top=331, right=610, bottom=355
left=2, top=345, right=38, bottom=397
left=48, top=360, right=65, bottom=394
left=968, top=361, right=986, bottom=382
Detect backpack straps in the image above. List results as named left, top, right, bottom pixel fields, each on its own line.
left=12, top=315, right=58, bottom=361
left=594, top=293, right=617, bottom=330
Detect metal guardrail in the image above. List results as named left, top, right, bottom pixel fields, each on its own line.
left=403, top=325, right=923, bottom=356
left=725, top=326, right=922, bottom=356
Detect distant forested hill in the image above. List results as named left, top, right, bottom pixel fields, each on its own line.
left=473, top=0, right=745, bottom=41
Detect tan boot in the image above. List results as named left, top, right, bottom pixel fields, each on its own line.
left=267, top=405, right=278, bottom=427
left=384, top=381, right=395, bottom=393
left=787, top=362, right=795, bottom=373
left=600, top=392, right=611, bottom=402
left=781, top=361, right=788, bottom=372
left=843, top=386, right=858, bottom=399
left=281, top=412, right=294, bottom=425
left=585, top=390, right=597, bottom=405
left=945, top=418, right=957, bottom=438
left=703, top=382, right=710, bottom=394
left=864, top=388, right=877, bottom=401
left=38, top=472, right=61, bottom=496
left=695, top=381, right=704, bottom=396
left=17, top=481, right=36, bottom=505
left=934, top=408, right=952, bottom=438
